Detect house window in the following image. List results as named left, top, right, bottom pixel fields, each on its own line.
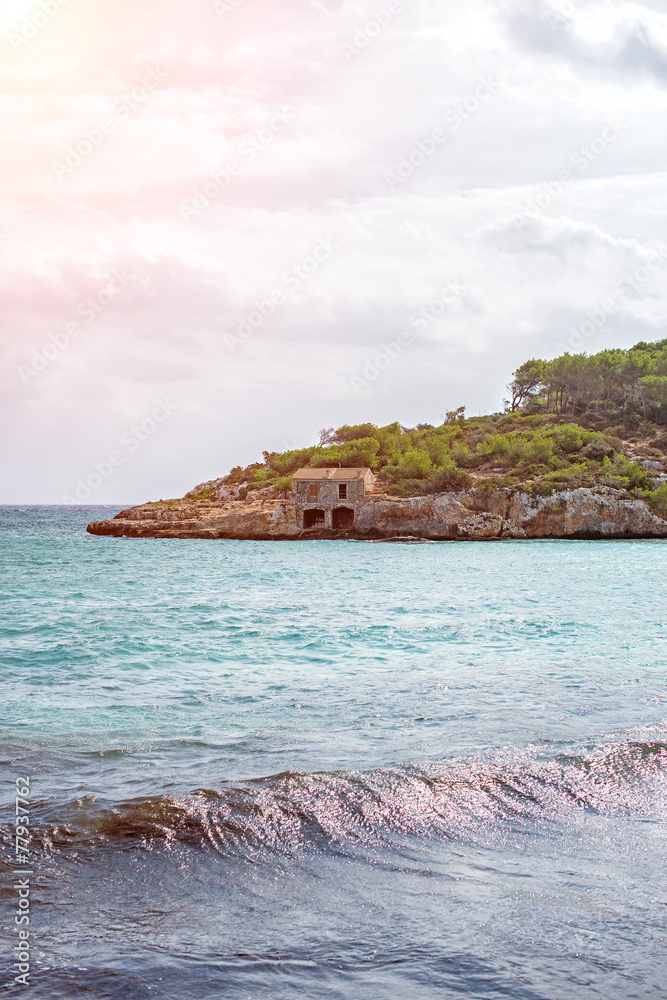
left=338, top=484, right=347, bottom=499
left=309, top=484, right=319, bottom=497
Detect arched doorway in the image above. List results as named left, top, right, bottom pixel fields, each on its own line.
left=332, top=507, right=354, bottom=530
left=303, top=509, right=325, bottom=528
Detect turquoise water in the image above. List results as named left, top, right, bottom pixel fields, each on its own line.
left=1, top=506, right=666, bottom=998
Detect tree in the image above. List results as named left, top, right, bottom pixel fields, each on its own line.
left=318, top=427, right=336, bottom=447
left=547, top=354, right=595, bottom=415
left=444, top=406, right=466, bottom=424
left=592, top=349, right=624, bottom=410
left=638, top=375, right=667, bottom=417
left=507, top=359, right=545, bottom=411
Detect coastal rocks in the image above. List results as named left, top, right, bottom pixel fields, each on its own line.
left=86, top=486, right=667, bottom=541
left=502, top=487, right=667, bottom=539
left=184, top=479, right=243, bottom=502
left=353, top=494, right=504, bottom=540
left=88, top=499, right=300, bottom=540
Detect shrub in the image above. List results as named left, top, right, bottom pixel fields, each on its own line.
left=607, top=456, right=652, bottom=489
left=424, top=435, right=453, bottom=466
left=471, top=482, right=502, bottom=500
left=602, top=425, right=627, bottom=439
left=386, top=448, right=435, bottom=482
left=333, top=423, right=379, bottom=442
left=269, top=448, right=320, bottom=475
left=520, top=463, right=541, bottom=477
left=272, top=475, right=293, bottom=494
left=476, top=434, right=512, bottom=462
left=388, top=479, right=424, bottom=497
left=542, top=463, right=592, bottom=487
left=452, top=442, right=477, bottom=467
left=553, top=424, right=584, bottom=453
left=581, top=438, right=614, bottom=461
left=578, top=412, right=607, bottom=430
left=311, top=438, right=380, bottom=470
left=650, top=434, right=667, bottom=453
left=524, top=432, right=555, bottom=464
left=475, top=430, right=557, bottom=470
left=252, top=468, right=277, bottom=483
left=186, top=483, right=215, bottom=500
left=641, top=484, right=667, bottom=519
left=427, top=462, right=472, bottom=493
left=602, top=475, right=631, bottom=490
left=224, top=465, right=247, bottom=484
left=530, top=481, right=555, bottom=497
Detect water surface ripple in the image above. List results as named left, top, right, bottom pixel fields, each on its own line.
left=1, top=506, right=665, bottom=999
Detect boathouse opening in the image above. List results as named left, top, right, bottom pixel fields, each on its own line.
left=332, top=507, right=354, bottom=530
left=303, top=509, right=325, bottom=529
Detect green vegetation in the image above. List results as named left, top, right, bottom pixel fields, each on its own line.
left=635, top=483, right=667, bottom=520
left=507, top=339, right=667, bottom=419
left=185, top=339, right=667, bottom=509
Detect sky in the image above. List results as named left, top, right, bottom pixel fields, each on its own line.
left=1, top=0, right=667, bottom=503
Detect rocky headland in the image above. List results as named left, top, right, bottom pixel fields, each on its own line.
left=86, top=337, right=667, bottom=543
left=87, top=486, right=667, bottom=541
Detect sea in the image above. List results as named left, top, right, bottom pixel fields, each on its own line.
left=1, top=505, right=666, bottom=999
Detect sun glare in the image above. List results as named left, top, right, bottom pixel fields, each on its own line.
left=1, top=0, right=33, bottom=29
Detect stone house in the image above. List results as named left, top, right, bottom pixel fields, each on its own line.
left=292, top=468, right=375, bottom=530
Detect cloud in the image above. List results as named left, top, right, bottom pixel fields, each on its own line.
left=2, top=0, right=667, bottom=500
left=506, top=1, right=667, bottom=84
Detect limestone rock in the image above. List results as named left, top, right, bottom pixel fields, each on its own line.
left=88, top=500, right=300, bottom=540
left=87, top=486, right=667, bottom=541
left=502, top=487, right=667, bottom=538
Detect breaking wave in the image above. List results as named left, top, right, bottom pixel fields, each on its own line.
left=38, top=734, right=667, bottom=859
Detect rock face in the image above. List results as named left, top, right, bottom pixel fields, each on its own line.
left=86, top=487, right=667, bottom=541
left=88, top=499, right=299, bottom=540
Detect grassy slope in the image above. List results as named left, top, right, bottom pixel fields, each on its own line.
left=178, top=412, right=667, bottom=519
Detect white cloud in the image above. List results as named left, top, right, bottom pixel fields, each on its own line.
left=2, top=0, right=667, bottom=501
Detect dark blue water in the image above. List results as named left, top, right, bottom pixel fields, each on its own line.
left=1, top=506, right=666, bottom=998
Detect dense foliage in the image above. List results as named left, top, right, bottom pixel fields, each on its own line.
left=507, top=340, right=667, bottom=420
left=186, top=340, right=667, bottom=505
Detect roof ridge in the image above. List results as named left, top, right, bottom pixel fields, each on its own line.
left=292, top=466, right=373, bottom=480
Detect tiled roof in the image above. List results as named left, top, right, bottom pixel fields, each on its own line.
left=292, top=467, right=373, bottom=481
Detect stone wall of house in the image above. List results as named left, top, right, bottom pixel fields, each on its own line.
left=293, top=479, right=366, bottom=529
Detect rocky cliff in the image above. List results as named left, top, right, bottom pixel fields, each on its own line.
left=86, top=487, right=667, bottom=541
